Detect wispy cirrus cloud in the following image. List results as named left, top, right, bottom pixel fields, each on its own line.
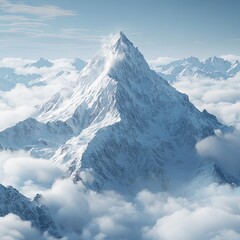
left=0, top=1, right=103, bottom=59
left=0, top=14, right=47, bottom=31
left=0, top=0, right=77, bottom=19
left=0, top=21, right=47, bottom=27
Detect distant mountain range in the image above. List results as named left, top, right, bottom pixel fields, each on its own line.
left=0, top=58, right=87, bottom=91
left=151, top=56, right=240, bottom=82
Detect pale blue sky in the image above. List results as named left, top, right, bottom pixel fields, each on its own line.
left=0, top=0, right=239, bottom=60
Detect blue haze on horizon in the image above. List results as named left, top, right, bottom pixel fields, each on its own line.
left=0, top=0, right=239, bottom=60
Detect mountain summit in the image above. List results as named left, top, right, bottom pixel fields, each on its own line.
left=0, top=32, right=231, bottom=191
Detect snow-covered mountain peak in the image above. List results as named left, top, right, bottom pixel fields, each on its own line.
left=105, top=31, right=133, bottom=53
left=5, top=34, right=165, bottom=126
left=0, top=32, right=231, bottom=191
left=204, top=56, right=231, bottom=71
left=25, top=58, right=53, bottom=68
left=36, top=32, right=155, bottom=123
left=89, top=31, right=150, bottom=76
left=184, top=56, right=201, bottom=65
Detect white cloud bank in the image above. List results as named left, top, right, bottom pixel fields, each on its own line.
left=2, top=181, right=240, bottom=239
left=196, top=130, right=240, bottom=179
left=173, top=73, right=240, bottom=130
left=0, top=133, right=240, bottom=240
left=0, top=58, right=79, bottom=131
left=1, top=180, right=240, bottom=240
left=0, top=151, right=63, bottom=197
left=0, top=214, right=57, bottom=240
left=39, top=180, right=240, bottom=240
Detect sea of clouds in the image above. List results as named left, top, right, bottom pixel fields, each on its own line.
left=172, top=73, right=240, bottom=130
left=0, top=58, right=79, bottom=131
left=1, top=149, right=240, bottom=240
left=0, top=126, right=240, bottom=240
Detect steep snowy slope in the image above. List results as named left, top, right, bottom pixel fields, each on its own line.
left=0, top=118, right=74, bottom=158
left=0, top=32, right=231, bottom=191
left=151, top=56, right=240, bottom=82
left=0, top=184, right=61, bottom=237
